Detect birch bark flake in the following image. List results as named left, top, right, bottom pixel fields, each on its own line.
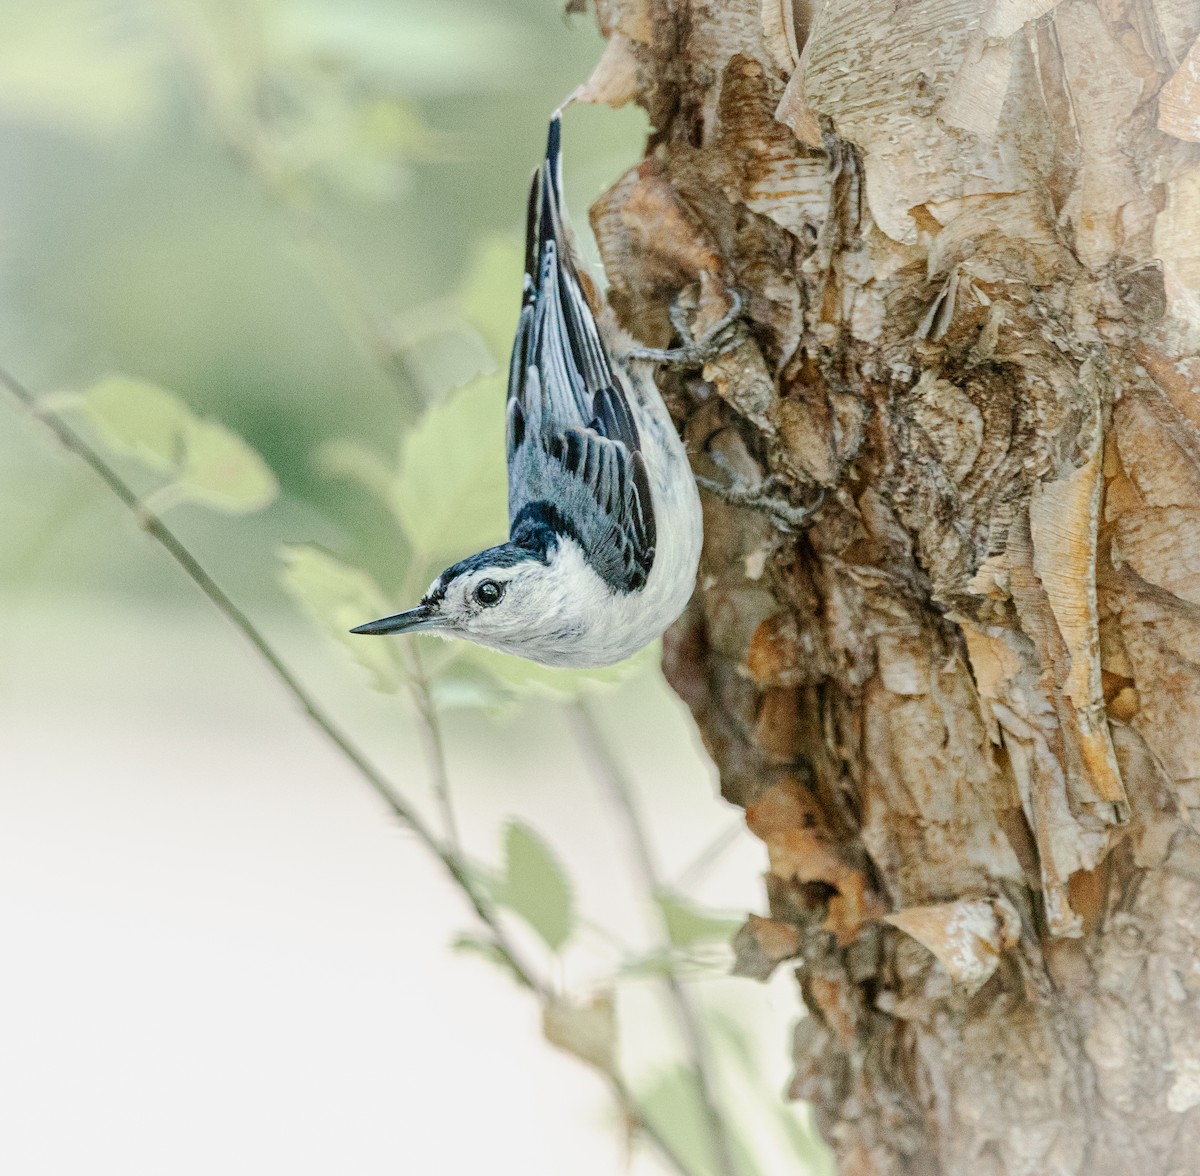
left=1029, top=439, right=1126, bottom=805
left=884, top=897, right=1020, bottom=991
left=1159, top=36, right=1200, bottom=143
left=801, top=0, right=1010, bottom=243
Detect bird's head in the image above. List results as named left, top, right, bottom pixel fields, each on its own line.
left=351, top=540, right=580, bottom=661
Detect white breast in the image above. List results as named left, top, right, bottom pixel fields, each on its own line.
left=530, top=363, right=702, bottom=669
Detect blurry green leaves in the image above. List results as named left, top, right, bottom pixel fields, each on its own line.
left=641, top=1069, right=726, bottom=1176
left=279, top=546, right=405, bottom=693
left=326, top=373, right=506, bottom=569
left=0, top=0, right=166, bottom=137
left=458, top=236, right=525, bottom=360
left=69, top=376, right=278, bottom=515
left=77, top=377, right=189, bottom=465
left=266, top=82, right=445, bottom=203
left=184, top=0, right=534, bottom=202
left=175, top=419, right=278, bottom=512
left=543, top=992, right=617, bottom=1075
left=453, top=821, right=576, bottom=962
left=619, top=893, right=742, bottom=980
left=655, top=893, right=742, bottom=950
left=705, top=1014, right=838, bottom=1176
left=498, top=821, right=575, bottom=952
left=461, top=640, right=659, bottom=702
left=273, top=1, right=534, bottom=98
left=390, top=375, right=507, bottom=562
left=639, top=1065, right=783, bottom=1176
left=451, top=932, right=531, bottom=989
left=384, top=301, right=496, bottom=401
left=779, top=1108, right=837, bottom=1175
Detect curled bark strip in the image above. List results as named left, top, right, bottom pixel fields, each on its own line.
left=884, top=896, right=1021, bottom=992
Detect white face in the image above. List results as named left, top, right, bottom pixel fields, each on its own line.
left=352, top=537, right=623, bottom=667
left=426, top=558, right=574, bottom=656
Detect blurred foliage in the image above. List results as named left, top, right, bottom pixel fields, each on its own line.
left=542, top=992, right=618, bottom=1075
left=0, top=2, right=832, bottom=1173
left=498, top=820, right=576, bottom=952
left=0, top=0, right=644, bottom=599
left=643, top=1069, right=728, bottom=1176
left=657, top=892, right=744, bottom=951
left=70, top=376, right=279, bottom=513
left=279, top=543, right=403, bottom=692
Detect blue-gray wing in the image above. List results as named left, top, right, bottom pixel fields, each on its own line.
left=504, top=114, right=656, bottom=594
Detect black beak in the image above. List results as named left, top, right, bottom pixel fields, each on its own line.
left=350, top=604, right=442, bottom=636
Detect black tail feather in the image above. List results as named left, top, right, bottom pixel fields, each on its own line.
left=524, top=114, right=567, bottom=295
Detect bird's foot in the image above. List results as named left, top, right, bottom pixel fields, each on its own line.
left=623, top=291, right=744, bottom=368
left=696, top=472, right=824, bottom=532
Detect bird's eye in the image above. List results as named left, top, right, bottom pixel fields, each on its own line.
left=474, top=579, right=504, bottom=607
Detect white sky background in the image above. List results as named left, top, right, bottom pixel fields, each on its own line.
left=0, top=598, right=810, bottom=1176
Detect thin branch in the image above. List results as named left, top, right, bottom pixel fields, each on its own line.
left=1, top=365, right=697, bottom=1176
left=403, top=643, right=462, bottom=854
left=673, top=822, right=745, bottom=891
left=608, top=1072, right=697, bottom=1176
left=569, top=698, right=741, bottom=1176
left=0, top=363, right=535, bottom=991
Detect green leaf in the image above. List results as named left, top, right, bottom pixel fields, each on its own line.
left=542, top=993, right=617, bottom=1075
left=267, top=86, right=441, bottom=203
left=79, top=377, right=192, bottom=469
left=639, top=1068, right=720, bottom=1176
left=176, top=418, right=278, bottom=513
left=497, top=821, right=575, bottom=952
left=426, top=657, right=516, bottom=714
left=458, top=235, right=524, bottom=360
left=77, top=376, right=277, bottom=515
left=0, top=6, right=164, bottom=137
left=355, top=96, right=441, bottom=161
left=656, top=893, right=742, bottom=950
left=638, top=1067, right=772, bottom=1176
left=319, top=439, right=397, bottom=505
left=451, top=933, right=530, bottom=988
left=447, top=638, right=659, bottom=702
left=400, top=320, right=495, bottom=401
left=278, top=544, right=405, bottom=693
left=390, top=375, right=508, bottom=562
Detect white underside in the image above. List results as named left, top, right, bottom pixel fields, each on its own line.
left=465, top=361, right=703, bottom=669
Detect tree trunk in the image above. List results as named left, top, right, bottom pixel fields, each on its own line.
left=583, top=0, right=1200, bottom=1171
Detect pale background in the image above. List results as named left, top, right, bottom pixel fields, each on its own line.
left=0, top=2, right=822, bottom=1172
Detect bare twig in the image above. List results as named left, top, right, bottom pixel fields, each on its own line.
left=608, top=1072, right=697, bottom=1176
left=0, top=362, right=534, bottom=991
left=569, top=698, right=740, bottom=1176
left=674, top=822, right=745, bottom=891
left=403, top=643, right=462, bottom=854
left=1, top=364, right=698, bottom=1176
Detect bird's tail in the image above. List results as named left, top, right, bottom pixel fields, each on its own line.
left=509, top=110, right=616, bottom=440
left=522, top=112, right=603, bottom=318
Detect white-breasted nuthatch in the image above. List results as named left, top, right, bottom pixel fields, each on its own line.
left=351, top=113, right=704, bottom=668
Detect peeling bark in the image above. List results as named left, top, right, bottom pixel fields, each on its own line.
left=582, top=0, right=1200, bottom=1170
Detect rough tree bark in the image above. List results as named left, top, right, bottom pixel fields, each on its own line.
left=580, top=0, right=1200, bottom=1172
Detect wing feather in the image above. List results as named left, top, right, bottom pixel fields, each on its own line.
left=506, top=114, right=656, bottom=593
